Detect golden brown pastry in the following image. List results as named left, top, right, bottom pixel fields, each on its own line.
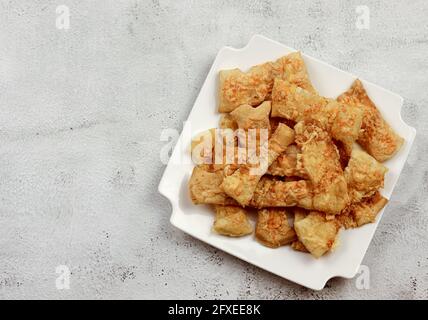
left=222, top=123, right=295, bottom=206
left=344, top=149, right=388, bottom=204
left=249, top=177, right=313, bottom=209
left=328, top=100, right=364, bottom=156
left=334, top=139, right=351, bottom=169
left=213, top=205, right=253, bottom=237
left=295, top=122, right=349, bottom=214
left=291, top=240, right=308, bottom=252
left=338, top=192, right=388, bottom=229
left=290, top=208, right=309, bottom=252
left=219, top=113, right=238, bottom=131
left=272, top=79, right=363, bottom=155
left=269, top=117, right=296, bottom=133
left=191, top=130, right=240, bottom=176
left=218, top=52, right=315, bottom=112
left=190, top=129, right=217, bottom=165
left=335, top=208, right=358, bottom=229
left=230, top=101, right=271, bottom=130
left=189, top=165, right=237, bottom=205
left=351, top=192, right=388, bottom=226
left=267, top=144, right=307, bottom=178
left=293, top=207, right=308, bottom=222
left=271, top=79, right=327, bottom=120
left=218, top=67, right=271, bottom=113
left=255, top=208, right=296, bottom=248
left=277, top=52, right=316, bottom=94
left=337, top=79, right=404, bottom=162
left=294, top=211, right=341, bottom=258
left=189, top=166, right=313, bottom=209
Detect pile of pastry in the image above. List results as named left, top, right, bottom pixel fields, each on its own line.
left=188, top=52, right=403, bottom=258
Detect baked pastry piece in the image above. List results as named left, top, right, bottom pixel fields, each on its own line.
left=328, top=100, right=364, bottom=156
left=219, top=113, right=238, bottom=131
left=189, top=166, right=313, bottom=209
left=294, top=211, right=341, bottom=258
left=230, top=101, right=271, bottom=131
left=291, top=240, right=308, bottom=252
left=269, top=117, right=296, bottom=133
left=295, top=122, right=349, bottom=214
left=337, top=79, right=404, bottom=162
left=191, top=129, right=217, bottom=165
left=337, top=192, right=388, bottom=229
left=190, top=128, right=241, bottom=176
left=255, top=208, right=296, bottom=248
left=344, top=149, right=388, bottom=204
left=218, top=67, right=271, bottom=113
left=272, top=79, right=363, bottom=155
left=351, top=192, right=388, bottom=226
left=218, top=52, right=315, bottom=112
left=222, top=123, right=295, bottom=206
left=249, top=177, right=313, bottom=209
left=267, top=144, right=307, bottom=178
left=277, top=52, right=316, bottom=94
left=213, top=205, right=252, bottom=237
left=290, top=208, right=309, bottom=252
left=271, top=79, right=327, bottom=120
left=189, top=165, right=237, bottom=205
left=293, top=207, right=308, bottom=222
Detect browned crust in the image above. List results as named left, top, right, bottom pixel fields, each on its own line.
left=255, top=208, right=296, bottom=248
left=337, top=79, right=404, bottom=162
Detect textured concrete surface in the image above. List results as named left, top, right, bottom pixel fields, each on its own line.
left=0, top=0, right=427, bottom=299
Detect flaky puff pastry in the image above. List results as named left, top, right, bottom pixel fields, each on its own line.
left=189, top=165, right=313, bottom=209
left=344, top=149, right=388, bottom=204
left=351, top=192, right=387, bottom=226
left=218, top=52, right=315, bottom=112
left=219, top=113, right=238, bottom=131
left=221, top=123, right=295, bottom=206
left=191, top=129, right=217, bottom=165
left=294, top=207, right=308, bottom=222
left=337, top=192, right=388, bottom=229
left=295, top=122, right=349, bottom=214
left=271, top=79, right=328, bottom=120
left=291, top=241, right=308, bottom=252
left=291, top=208, right=309, bottom=253
left=276, top=52, right=316, bottom=94
left=213, top=206, right=252, bottom=237
left=294, top=211, right=341, bottom=258
left=189, top=165, right=238, bottom=206
left=249, top=177, right=313, bottom=209
left=272, top=79, right=363, bottom=155
left=269, top=117, right=296, bottom=133
left=328, top=100, right=364, bottom=156
left=267, top=144, right=307, bottom=178
left=190, top=126, right=269, bottom=176
left=255, top=208, right=296, bottom=248
left=191, top=103, right=272, bottom=173
left=337, top=79, right=403, bottom=162
left=230, top=101, right=271, bottom=131
left=190, top=128, right=240, bottom=176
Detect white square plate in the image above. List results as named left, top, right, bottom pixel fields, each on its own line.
left=158, top=35, right=416, bottom=290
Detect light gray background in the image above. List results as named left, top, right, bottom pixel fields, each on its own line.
left=0, top=0, right=426, bottom=299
